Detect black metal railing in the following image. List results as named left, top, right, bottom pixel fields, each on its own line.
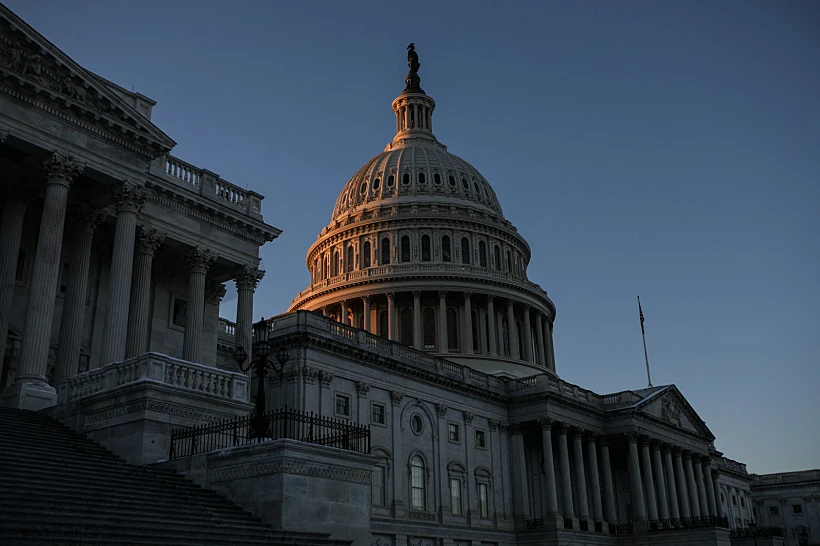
left=648, top=515, right=730, bottom=532
left=169, top=406, right=370, bottom=460
left=526, top=518, right=544, bottom=531
left=730, top=526, right=784, bottom=538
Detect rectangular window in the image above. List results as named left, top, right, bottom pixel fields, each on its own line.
left=450, top=478, right=462, bottom=515
left=769, top=506, right=780, bottom=516
left=740, top=497, right=745, bottom=507
left=475, top=429, right=486, bottom=448
left=793, top=504, right=803, bottom=515
left=371, top=403, right=385, bottom=425
left=335, top=393, right=350, bottom=417
left=478, top=483, right=489, bottom=518
left=372, top=466, right=385, bottom=506
left=172, top=297, right=188, bottom=328
left=448, top=423, right=460, bottom=443
left=732, top=495, right=737, bottom=506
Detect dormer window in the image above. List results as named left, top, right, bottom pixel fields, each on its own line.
left=418, top=172, right=426, bottom=184
left=434, top=173, right=442, bottom=184
left=448, top=175, right=456, bottom=187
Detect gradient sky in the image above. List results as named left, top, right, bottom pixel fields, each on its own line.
left=7, top=0, right=818, bottom=474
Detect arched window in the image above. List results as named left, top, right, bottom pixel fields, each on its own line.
left=400, top=236, right=411, bottom=263
left=441, top=236, right=452, bottom=263
left=461, top=178, right=469, bottom=190
left=461, top=237, right=471, bottom=265
left=381, top=238, right=391, bottom=265
left=324, top=254, right=329, bottom=280
left=418, top=172, right=426, bottom=184
left=423, top=308, right=436, bottom=349
left=448, top=175, right=456, bottom=187
left=411, top=456, right=425, bottom=510
left=332, top=250, right=339, bottom=277
left=388, top=175, right=394, bottom=187
left=402, top=173, right=410, bottom=185
left=400, top=308, right=413, bottom=346
left=506, top=250, right=512, bottom=272
left=434, top=173, right=441, bottom=185
left=363, top=241, right=371, bottom=268
left=502, top=316, right=510, bottom=357
left=447, top=308, right=459, bottom=351
left=346, top=246, right=354, bottom=272
left=359, top=182, right=367, bottom=194
left=313, top=259, right=319, bottom=283
left=471, top=310, right=480, bottom=352
left=479, top=241, right=487, bottom=267
left=421, top=235, right=431, bottom=262
left=379, top=310, right=389, bottom=339
left=494, top=246, right=501, bottom=271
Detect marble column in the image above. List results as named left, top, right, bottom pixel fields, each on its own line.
left=509, top=424, right=530, bottom=518
left=573, top=429, right=590, bottom=520
left=711, top=470, right=722, bottom=520
left=486, top=295, right=497, bottom=356
left=538, top=419, right=559, bottom=516
left=627, top=433, right=647, bottom=522
left=640, top=437, right=659, bottom=521
left=522, top=307, right=533, bottom=362
left=54, top=208, right=103, bottom=381
left=99, top=182, right=145, bottom=366
left=478, top=306, right=487, bottom=354
left=673, top=448, right=691, bottom=518
left=535, top=313, right=546, bottom=366
left=5, top=153, right=82, bottom=410
left=124, top=227, right=164, bottom=359
left=507, top=300, right=519, bottom=360
left=703, top=459, right=717, bottom=517
left=234, top=264, right=263, bottom=357
left=182, top=246, right=216, bottom=363
left=684, top=451, right=701, bottom=517
left=546, top=322, right=556, bottom=371
left=362, top=296, right=371, bottom=333
left=651, top=441, right=670, bottom=521
left=386, top=293, right=395, bottom=340
left=463, top=292, right=473, bottom=354
left=586, top=433, right=604, bottom=523
left=693, top=456, right=710, bottom=517
left=663, top=445, right=681, bottom=520
left=438, top=291, right=447, bottom=352
left=557, top=424, right=575, bottom=517
left=0, top=182, right=30, bottom=374
left=600, top=438, right=617, bottom=524
left=412, top=291, right=422, bottom=350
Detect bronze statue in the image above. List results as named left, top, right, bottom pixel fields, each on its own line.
left=407, top=43, right=420, bottom=73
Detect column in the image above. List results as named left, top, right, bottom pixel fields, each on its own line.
left=703, top=459, right=717, bottom=517
left=586, top=433, right=603, bottom=523
left=386, top=293, right=395, bottom=341
left=600, top=438, right=617, bottom=524
left=99, top=182, right=145, bottom=366
left=5, top=153, right=82, bottom=410
left=557, top=424, right=574, bottom=518
left=573, top=429, right=590, bottom=520
left=234, top=264, right=263, bottom=357
left=711, top=470, right=722, bottom=520
left=522, top=307, right=533, bottom=362
left=627, top=433, right=647, bottom=522
left=651, top=441, right=670, bottom=521
left=507, top=300, right=519, bottom=360
left=438, top=291, right=447, bottom=352
left=478, top=306, right=487, bottom=354
left=338, top=300, right=346, bottom=323
left=663, top=445, right=681, bottom=520
left=693, top=455, right=709, bottom=517
left=463, top=292, right=473, bottom=354
left=673, top=448, right=691, bottom=518
left=546, top=322, right=556, bottom=371
left=362, top=296, right=371, bottom=333
left=640, top=437, right=659, bottom=521
left=124, top=227, right=164, bottom=359
left=486, top=296, right=497, bottom=356
left=683, top=451, right=701, bottom=517
left=538, top=419, right=559, bottom=516
left=54, top=208, right=103, bottom=381
left=509, top=424, right=530, bottom=519
left=0, top=183, right=30, bottom=374
left=535, top=313, right=546, bottom=366
left=182, top=246, right=216, bottom=362
left=412, top=291, right=422, bottom=350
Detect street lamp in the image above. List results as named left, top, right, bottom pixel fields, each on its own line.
left=233, top=318, right=290, bottom=439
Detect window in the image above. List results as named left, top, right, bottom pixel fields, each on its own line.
left=410, top=414, right=423, bottom=435
left=402, top=173, right=410, bottom=185
left=400, top=308, right=413, bottom=346
left=346, top=246, right=354, bottom=272
left=446, top=308, right=459, bottom=351
left=363, top=241, right=371, bottom=268
left=418, top=172, right=426, bottom=184
left=411, top=456, right=426, bottom=510
left=332, top=250, right=339, bottom=276
left=421, top=235, right=431, bottom=262
left=373, top=178, right=381, bottom=190
left=448, top=175, right=456, bottom=187
left=475, top=429, right=486, bottom=448
left=494, top=246, right=501, bottom=271
left=473, top=181, right=481, bottom=197
left=378, top=310, right=389, bottom=339
left=450, top=478, right=462, bottom=515
left=461, top=178, right=468, bottom=190
left=380, top=238, right=391, bottom=264
left=371, top=403, right=385, bottom=425
left=172, top=298, right=188, bottom=328
left=387, top=175, right=394, bottom=186
left=478, top=483, right=489, bottom=518
left=793, top=504, right=803, bottom=515
left=740, top=497, right=745, bottom=508
left=769, top=506, right=780, bottom=516
left=479, top=241, right=487, bottom=267
left=732, top=495, right=737, bottom=506
left=461, top=237, right=471, bottom=265
left=506, top=250, right=512, bottom=272
left=372, top=466, right=385, bottom=506
left=400, top=235, right=410, bottom=263
left=441, top=235, right=452, bottom=262
left=423, top=308, right=436, bottom=349
left=434, top=173, right=441, bottom=184
left=359, top=182, right=367, bottom=194
left=448, top=422, right=460, bottom=443
left=335, top=393, right=350, bottom=417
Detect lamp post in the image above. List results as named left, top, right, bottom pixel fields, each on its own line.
left=233, top=318, right=289, bottom=439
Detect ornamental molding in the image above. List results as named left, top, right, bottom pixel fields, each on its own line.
left=185, top=246, right=217, bottom=274
left=135, top=226, right=165, bottom=255
left=209, top=457, right=372, bottom=485
left=112, top=182, right=146, bottom=214
left=302, top=366, right=317, bottom=385
left=42, top=151, right=84, bottom=186
left=319, top=370, right=334, bottom=388
left=234, top=264, right=265, bottom=291
left=435, top=403, right=448, bottom=418
left=390, top=391, right=404, bottom=406
left=356, top=381, right=370, bottom=397
left=82, top=398, right=232, bottom=427
left=462, top=411, right=474, bottom=425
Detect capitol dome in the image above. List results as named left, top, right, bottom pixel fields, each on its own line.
left=289, top=45, right=557, bottom=378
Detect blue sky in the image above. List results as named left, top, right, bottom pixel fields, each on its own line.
left=8, top=0, right=818, bottom=474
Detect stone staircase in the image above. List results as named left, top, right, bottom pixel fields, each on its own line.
left=0, top=406, right=350, bottom=545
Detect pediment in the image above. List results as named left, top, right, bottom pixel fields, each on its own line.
left=0, top=5, right=175, bottom=157
left=637, top=385, right=714, bottom=440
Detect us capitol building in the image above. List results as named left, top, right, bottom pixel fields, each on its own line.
left=0, top=5, right=816, bottom=546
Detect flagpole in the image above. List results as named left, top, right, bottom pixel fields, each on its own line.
left=638, top=296, right=652, bottom=387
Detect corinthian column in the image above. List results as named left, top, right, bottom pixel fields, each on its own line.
left=412, top=290, right=422, bottom=350
left=703, top=458, right=717, bottom=517
left=535, top=313, right=546, bottom=366
left=124, top=227, right=164, bottom=359
left=627, top=433, right=647, bottom=522
left=0, top=181, right=30, bottom=372
left=507, top=299, right=519, bottom=359
left=55, top=208, right=103, bottom=382
left=362, top=295, right=371, bottom=333
left=573, top=428, right=590, bottom=520
left=673, top=448, right=691, bottom=518
left=693, top=455, right=709, bottom=517
left=438, top=291, right=447, bottom=352
left=538, top=418, right=559, bottom=516
left=586, top=433, right=603, bottom=523
left=640, top=437, right=659, bottom=521
left=651, top=441, right=670, bottom=521
left=663, top=445, right=681, bottom=520
left=182, top=246, right=216, bottom=362
left=600, top=438, right=617, bottom=524
left=234, top=265, right=263, bottom=358
left=99, top=183, right=145, bottom=366
left=463, top=292, right=473, bottom=353
left=557, top=424, right=575, bottom=518
left=522, top=307, right=533, bottom=362
left=386, top=293, right=395, bottom=341
left=486, top=295, right=497, bottom=355
left=684, top=451, right=701, bottom=517
left=5, top=152, right=83, bottom=410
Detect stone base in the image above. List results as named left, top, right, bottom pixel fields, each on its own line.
left=1, top=380, right=57, bottom=410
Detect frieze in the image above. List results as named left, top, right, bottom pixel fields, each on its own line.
left=210, top=457, right=372, bottom=485
left=82, top=398, right=230, bottom=426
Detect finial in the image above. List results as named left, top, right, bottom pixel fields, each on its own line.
left=404, top=43, right=424, bottom=94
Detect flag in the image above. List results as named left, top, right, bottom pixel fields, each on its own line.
left=638, top=298, right=645, bottom=335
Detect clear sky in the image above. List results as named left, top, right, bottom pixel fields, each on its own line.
left=7, top=0, right=818, bottom=474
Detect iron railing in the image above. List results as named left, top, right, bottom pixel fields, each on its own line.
left=730, top=526, right=784, bottom=538
left=526, top=518, right=544, bottom=531
left=169, top=406, right=370, bottom=460
left=647, top=515, right=729, bottom=531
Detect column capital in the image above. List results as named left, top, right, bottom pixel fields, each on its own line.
left=626, top=431, right=640, bottom=443
left=600, top=436, right=611, bottom=448
left=486, top=294, right=495, bottom=303
left=112, top=182, right=146, bottom=214
left=0, top=175, right=34, bottom=204
left=701, top=457, right=712, bottom=466
left=43, top=151, right=84, bottom=187
left=69, top=205, right=104, bottom=235
left=412, top=290, right=421, bottom=298
left=662, top=443, right=673, bottom=454
left=135, top=226, right=165, bottom=256
left=390, top=390, right=404, bottom=406
left=386, top=292, right=395, bottom=301
left=711, top=469, right=721, bottom=480
left=572, top=426, right=586, bottom=440
left=639, top=434, right=652, bottom=447
left=361, top=295, right=371, bottom=304
left=435, top=403, right=448, bottom=418
left=556, top=421, right=570, bottom=435
left=462, top=411, right=475, bottom=425
left=508, top=423, right=524, bottom=436
left=488, top=418, right=500, bottom=430
left=185, top=246, right=217, bottom=274
left=356, top=381, right=370, bottom=397
left=586, top=431, right=600, bottom=442
left=204, top=280, right=227, bottom=305
left=537, top=417, right=554, bottom=430
left=682, top=450, right=693, bottom=461
left=235, top=264, right=264, bottom=290
left=438, top=290, right=447, bottom=299
left=463, top=291, right=472, bottom=300
left=650, top=439, right=663, bottom=450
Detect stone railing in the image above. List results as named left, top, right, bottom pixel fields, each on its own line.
left=218, top=318, right=236, bottom=341
left=751, top=469, right=820, bottom=485
left=716, top=456, right=749, bottom=475
left=149, top=154, right=263, bottom=217
left=57, top=353, right=249, bottom=404
left=510, top=375, right=655, bottom=410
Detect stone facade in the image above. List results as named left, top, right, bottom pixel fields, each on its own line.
left=751, top=470, right=820, bottom=546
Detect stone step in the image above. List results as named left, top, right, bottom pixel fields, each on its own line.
left=0, top=434, right=123, bottom=459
